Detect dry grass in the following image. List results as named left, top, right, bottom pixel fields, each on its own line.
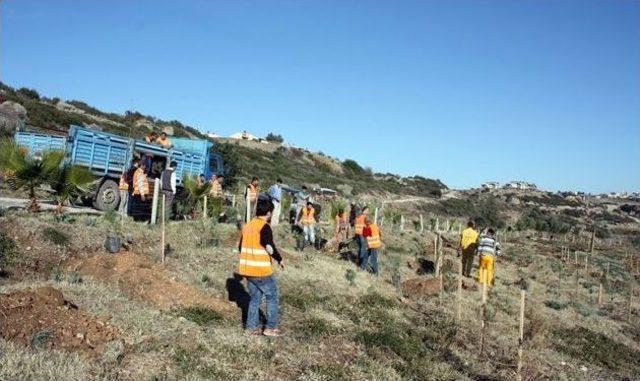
left=0, top=209, right=638, bottom=380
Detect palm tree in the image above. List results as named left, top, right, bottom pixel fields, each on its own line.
left=0, top=138, right=61, bottom=211
left=48, top=160, right=94, bottom=214
left=181, top=174, right=211, bottom=218
left=0, top=138, right=94, bottom=212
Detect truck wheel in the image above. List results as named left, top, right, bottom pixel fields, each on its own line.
left=94, top=180, right=120, bottom=211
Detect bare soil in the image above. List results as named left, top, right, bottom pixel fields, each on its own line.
left=0, top=286, right=122, bottom=357
left=402, top=277, right=441, bottom=297
left=68, top=251, right=235, bottom=315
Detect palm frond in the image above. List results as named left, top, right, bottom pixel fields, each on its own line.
left=0, top=138, right=27, bottom=172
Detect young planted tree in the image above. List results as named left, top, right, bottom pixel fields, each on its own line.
left=0, top=139, right=94, bottom=213
left=179, top=174, right=211, bottom=218
left=0, top=139, right=60, bottom=211
left=48, top=157, right=94, bottom=213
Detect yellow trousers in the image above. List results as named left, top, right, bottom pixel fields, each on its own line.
left=478, top=254, right=495, bottom=287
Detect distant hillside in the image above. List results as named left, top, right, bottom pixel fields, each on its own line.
left=0, top=82, right=446, bottom=197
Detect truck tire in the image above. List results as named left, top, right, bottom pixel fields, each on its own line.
left=94, top=180, right=120, bottom=211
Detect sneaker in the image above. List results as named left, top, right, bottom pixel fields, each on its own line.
left=263, top=328, right=282, bottom=337
left=244, top=329, right=262, bottom=337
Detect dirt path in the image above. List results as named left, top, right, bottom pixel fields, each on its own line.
left=0, top=286, right=122, bottom=357
left=68, top=251, right=235, bottom=315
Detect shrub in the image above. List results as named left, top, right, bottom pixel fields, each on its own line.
left=294, top=317, right=337, bottom=337
left=265, top=133, right=284, bottom=143
left=517, top=207, right=572, bottom=234
left=544, top=300, right=568, bottom=310
left=0, top=230, right=18, bottom=267
left=42, top=227, right=69, bottom=246
left=178, top=307, right=223, bottom=326
left=342, top=159, right=364, bottom=174
left=17, top=87, right=40, bottom=100
left=553, top=327, right=640, bottom=373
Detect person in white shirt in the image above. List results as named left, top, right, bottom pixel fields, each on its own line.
left=160, top=161, right=177, bottom=220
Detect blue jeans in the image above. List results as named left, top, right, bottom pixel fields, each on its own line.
left=357, top=236, right=367, bottom=266
left=246, top=276, right=279, bottom=330
left=360, top=248, right=380, bottom=275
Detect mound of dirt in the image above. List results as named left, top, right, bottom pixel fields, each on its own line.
left=69, top=251, right=234, bottom=315
left=0, top=286, right=122, bottom=356
left=402, top=277, right=441, bottom=297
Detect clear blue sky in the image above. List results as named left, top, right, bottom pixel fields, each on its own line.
left=2, top=0, right=639, bottom=193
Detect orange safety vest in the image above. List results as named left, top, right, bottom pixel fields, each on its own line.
left=335, top=213, right=348, bottom=229
left=366, top=223, right=382, bottom=249
left=210, top=179, right=222, bottom=197
left=301, top=207, right=315, bottom=225
left=132, top=168, right=149, bottom=196
left=247, top=184, right=258, bottom=202
left=237, top=218, right=273, bottom=277
left=118, top=173, right=128, bottom=191
left=355, top=215, right=366, bottom=235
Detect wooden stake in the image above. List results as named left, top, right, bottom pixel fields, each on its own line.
left=419, top=214, right=424, bottom=233
left=245, top=194, right=251, bottom=223
left=574, top=268, right=580, bottom=300
left=517, top=290, right=526, bottom=381
left=480, top=279, right=487, bottom=357
left=584, top=253, right=589, bottom=276
left=457, top=258, right=462, bottom=321
left=374, top=207, right=379, bottom=224
left=597, top=277, right=603, bottom=307
left=203, top=195, right=208, bottom=219
left=231, top=194, right=236, bottom=207
left=400, top=215, right=404, bottom=232
left=150, top=180, right=160, bottom=225
left=628, top=285, right=634, bottom=323
left=574, top=251, right=578, bottom=266
left=433, top=234, right=438, bottom=265
left=435, top=217, right=439, bottom=232
left=161, top=194, right=166, bottom=263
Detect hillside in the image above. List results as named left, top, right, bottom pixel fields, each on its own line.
left=0, top=82, right=445, bottom=198
left=1, top=82, right=640, bottom=381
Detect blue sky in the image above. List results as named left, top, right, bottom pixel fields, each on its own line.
left=1, top=0, right=639, bottom=193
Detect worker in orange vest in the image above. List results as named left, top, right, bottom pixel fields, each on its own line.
left=132, top=161, right=149, bottom=201
left=237, top=199, right=284, bottom=337
left=210, top=174, right=224, bottom=198
left=298, top=201, right=316, bottom=248
left=354, top=206, right=369, bottom=266
left=118, top=169, right=130, bottom=215
left=362, top=217, right=382, bottom=275
left=334, top=208, right=349, bottom=242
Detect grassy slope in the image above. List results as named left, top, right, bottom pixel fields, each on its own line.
left=1, top=211, right=639, bottom=381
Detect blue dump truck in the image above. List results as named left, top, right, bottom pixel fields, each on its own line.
left=15, top=125, right=224, bottom=211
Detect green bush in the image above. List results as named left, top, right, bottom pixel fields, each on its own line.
left=553, top=327, right=640, bottom=373
left=178, top=307, right=223, bottom=326
left=42, top=227, right=70, bottom=246
left=265, top=133, right=284, bottom=143
left=0, top=230, right=18, bottom=268
left=517, top=207, right=572, bottom=234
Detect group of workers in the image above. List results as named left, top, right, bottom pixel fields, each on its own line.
left=117, top=157, right=500, bottom=336
left=117, top=157, right=178, bottom=219
left=458, top=220, right=502, bottom=287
